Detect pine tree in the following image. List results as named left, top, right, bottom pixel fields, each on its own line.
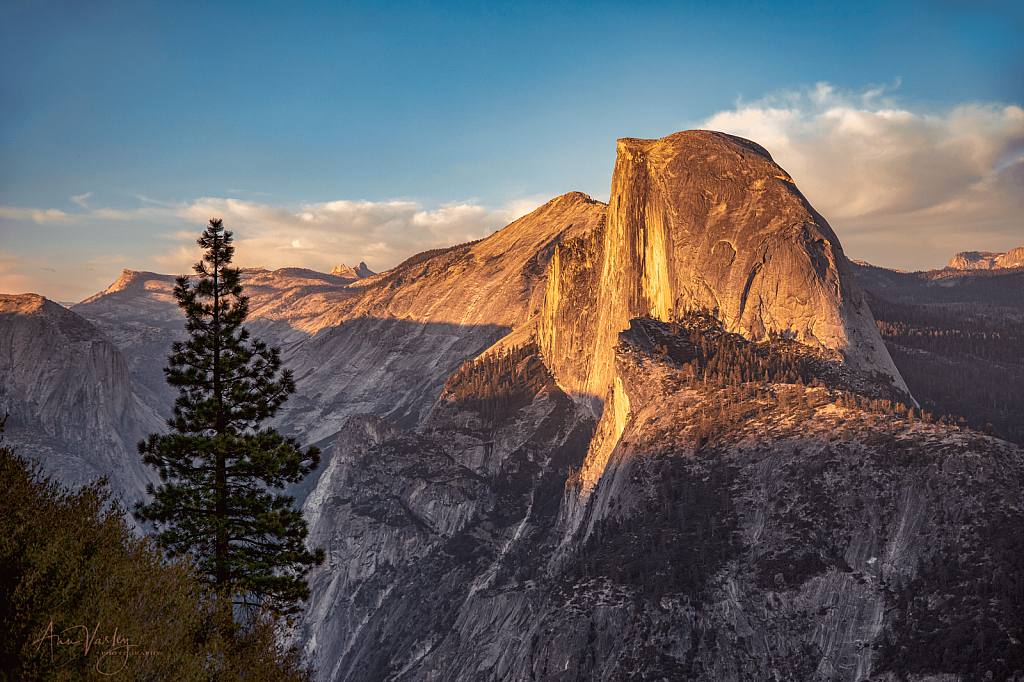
left=135, top=218, right=324, bottom=618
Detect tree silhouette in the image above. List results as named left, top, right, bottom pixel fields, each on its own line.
left=135, top=218, right=323, bottom=618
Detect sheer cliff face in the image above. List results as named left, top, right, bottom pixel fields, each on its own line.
left=294, top=316, right=1024, bottom=682
left=73, top=193, right=608, bottom=443
left=540, top=131, right=907, bottom=400
left=0, top=294, right=157, bottom=501
left=295, top=356, right=596, bottom=682
left=323, top=191, right=606, bottom=330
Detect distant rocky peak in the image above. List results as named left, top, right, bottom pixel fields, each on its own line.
left=330, top=262, right=376, bottom=279
left=946, top=245, right=1024, bottom=270
left=77, top=269, right=179, bottom=305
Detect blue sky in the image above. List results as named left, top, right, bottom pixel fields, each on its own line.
left=2, top=0, right=1022, bottom=301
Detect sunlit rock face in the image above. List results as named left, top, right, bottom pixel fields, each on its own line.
left=71, top=192, right=608, bottom=451
left=539, top=131, right=907, bottom=402
left=330, top=261, right=375, bottom=279
left=295, top=314, right=1024, bottom=682
left=321, top=191, right=607, bottom=331
left=274, top=191, right=607, bottom=437
left=0, top=294, right=157, bottom=502
left=946, top=245, right=1024, bottom=270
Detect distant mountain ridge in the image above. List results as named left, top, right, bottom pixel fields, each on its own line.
left=848, top=257, right=1024, bottom=446
left=946, top=245, right=1024, bottom=270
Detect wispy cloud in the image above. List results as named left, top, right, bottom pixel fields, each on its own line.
left=702, top=82, right=1024, bottom=269
left=0, top=206, right=78, bottom=222
left=1, top=190, right=549, bottom=297
left=136, top=195, right=174, bottom=207
left=71, top=192, right=92, bottom=208
left=170, top=195, right=545, bottom=274
left=1, top=202, right=131, bottom=223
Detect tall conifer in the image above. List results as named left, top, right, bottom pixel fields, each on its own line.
left=135, top=218, right=323, bottom=618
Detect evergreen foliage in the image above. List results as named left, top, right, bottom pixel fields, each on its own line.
left=565, top=457, right=739, bottom=606
left=654, top=311, right=848, bottom=390
left=442, top=343, right=557, bottom=424
left=603, top=314, right=999, bottom=457
left=868, top=292, right=1024, bottom=444
left=0, top=435, right=313, bottom=681
left=878, top=510, right=1024, bottom=680
left=134, top=219, right=323, bottom=618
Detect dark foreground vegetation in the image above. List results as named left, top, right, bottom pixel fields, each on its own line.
left=0, top=435, right=313, bottom=682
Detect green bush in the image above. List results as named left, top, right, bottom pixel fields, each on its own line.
left=0, top=440, right=313, bottom=681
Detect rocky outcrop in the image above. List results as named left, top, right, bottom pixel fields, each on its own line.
left=946, top=251, right=1004, bottom=270
left=549, top=318, right=1024, bottom=681
left=294, top=347, right=596, bottom=681
left=538, top=131, right=908, bottom=404
left=73, top=193, right=607, bottom=453
left=274, top=318, right=510, bottom=439
left=330, top=262, right=375, bottom=279
left=295, top=314, right=1024, bottom=681
left=271, top=192, right=607, bottom=440
left=319, top=191, right=606, bottom=331
left=946, top=245, right=1024, bottom=270
left=0, top=294, right=157, bottom=503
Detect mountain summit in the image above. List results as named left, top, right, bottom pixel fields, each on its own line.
left=330, top=262, right=375, bottom=279
left=538, top=130, right=908, bottom=402
left=945, top=245, right=1024, bottom=270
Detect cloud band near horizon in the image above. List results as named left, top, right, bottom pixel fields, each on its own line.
left=701, top=83, right=1024, bottom=268
left=2, top=83, right=1022, bottom=302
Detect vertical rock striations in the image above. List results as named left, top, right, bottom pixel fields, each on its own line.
left=295, top=347, right=596, bottom=682
left=539, top=131, right=908, bottom=403
left=0, top=294, right=157, bottom=502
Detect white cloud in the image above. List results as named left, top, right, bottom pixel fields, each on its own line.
left=136, top=195, right=174, bottom=207
left=172, top=196, right=541, bottom=273
left=702, top=83, right=1024, bottom=270
left=1, top=202, right=134, bottom=223
left=71, top=192, right=92, bottom=208
left=1, top=190, right=549, bottom=300
left=0, top=206, right=77, bottom=222
left=153, top=244, right=201, bottom=275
